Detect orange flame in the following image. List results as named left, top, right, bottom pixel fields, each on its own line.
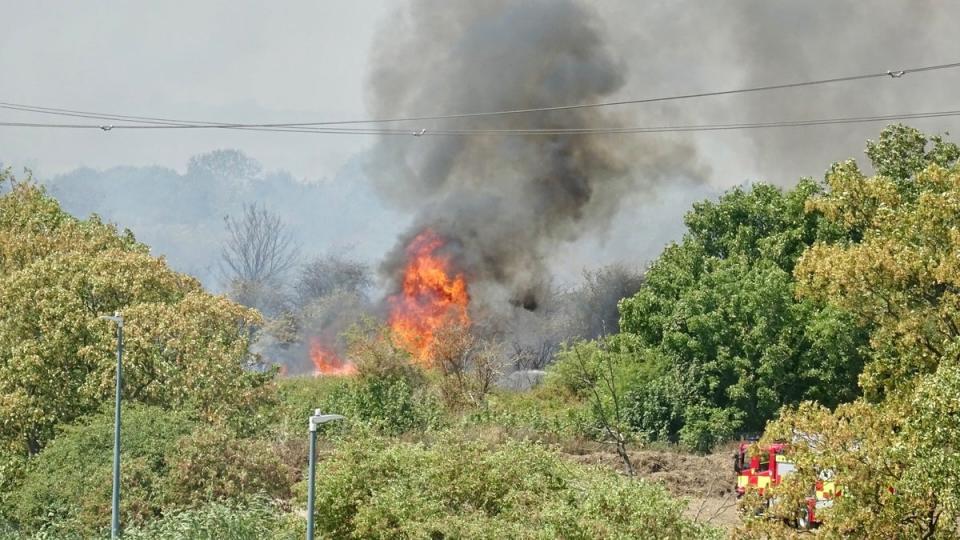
left=388, top=229, right=470, bottom=364
left=309, top=338, right=357, bottom=376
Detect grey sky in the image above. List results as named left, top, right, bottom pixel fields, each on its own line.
left=3, top=0, right=960, bottom=289
left=1, top=0, right=390, bottom=178
left=4, top=1, right=959, bottom=184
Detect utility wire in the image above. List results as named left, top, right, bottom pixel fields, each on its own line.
left=3, top=109, right=960, bottom=136
left=1, top=60, right=959, bottom=129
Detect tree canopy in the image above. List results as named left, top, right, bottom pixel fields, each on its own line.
left=746, top=127, right=960, bottom=538
left=607, top=179, right=867, bottom=450
left=0, top=171, right=272, bottom=459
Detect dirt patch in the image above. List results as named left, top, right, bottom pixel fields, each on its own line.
left=567, top=447, right=740, bottom=530
left=568, top=448, right=734, bottom=498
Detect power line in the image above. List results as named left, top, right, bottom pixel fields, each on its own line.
left=3, top=109, right=960, bottom=136
left=1, top=60, right=959, bottom=129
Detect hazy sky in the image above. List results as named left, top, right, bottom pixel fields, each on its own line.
left=1, top=0, right=391, bottom=179
left=3, top=0, right=960, bottom=287
left=5, top=1, right=959, bottom=185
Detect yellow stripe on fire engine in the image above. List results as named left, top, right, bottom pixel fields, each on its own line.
left=737, top=475, right=749, bottom=488
left=816, top=481, right=837, bottom=500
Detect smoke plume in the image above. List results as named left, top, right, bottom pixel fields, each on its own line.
left=367, top=0, right=706, bottom=315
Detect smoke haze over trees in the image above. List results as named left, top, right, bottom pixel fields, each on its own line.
left=40, top=150, right=405, bottom=290
left=9, top=0, right=960, bottom=377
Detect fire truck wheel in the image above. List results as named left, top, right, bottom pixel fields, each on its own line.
left=796, top=507, right=812, bottom=530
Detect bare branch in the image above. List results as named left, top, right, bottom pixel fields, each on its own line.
left=220, top=203, right=299, bottom=287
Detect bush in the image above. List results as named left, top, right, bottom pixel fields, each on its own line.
left=309, top=434, right=721, bottom=539
left=467, top=386, right=593, bottom=441
left=623, top=373, right=686, bottom=443
left=7, top=405, right=301, bottom=536
left=121, top=498, right=303, bottom=540
left=8, top=405, right=196, bottom=535
left=321, top=374, right=443, bottom=436
left=164, top=427, right=297, bottom=505
left=677, top=405, right=743, bottom=454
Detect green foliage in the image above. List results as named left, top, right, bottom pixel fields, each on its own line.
left=467, top=386, right=592, bottom=441
left=865, top=123, right=959, bottom=184
left=745, top=128, right=960, bottom=538
left=7, top=405, right=299, bottom=537
left=615, top=180, right=868, bottom=449
left=622, top=370, right=686, bottom=443
left=163, top=427, right=296, bottom=506
left=273, top=375, right=351, bottom=432
left=0, top=178, right=273, bottom=458
left=798, top=160, right=960, bottom=399
left=121, top=498, right=302, bottom=540
left=547, top=338, right=651, bottom=465
left=273, top=359, right=442, bottom=439
left=298, top=320, right=445, bottom=436
left=310, top=434, right=720, bottom=539
left=8, top=405, right=196, bottom=535
left=321, top=374, right=443, bottom=436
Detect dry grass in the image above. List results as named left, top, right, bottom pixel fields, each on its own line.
left=567, top=445, right=740, bottom=530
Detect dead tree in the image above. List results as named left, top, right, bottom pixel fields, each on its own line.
left=571, top=342, right=635, bottom=476
left=221, top=203, right=299, bottom=285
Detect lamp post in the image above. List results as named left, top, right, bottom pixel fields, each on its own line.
left=98, top=312, right=123, bottom=540
left=307, top=409, right=344, bottom=540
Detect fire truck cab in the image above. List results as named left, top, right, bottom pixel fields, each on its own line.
left=734, top=441, right=837, bottom=529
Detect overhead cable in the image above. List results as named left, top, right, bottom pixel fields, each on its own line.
left=1, top=60, right=959, bottom=129
left=3, top=109, right=960, bottom=136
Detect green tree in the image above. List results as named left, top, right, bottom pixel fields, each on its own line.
left=616, top=180, right=867, bottom=449
left=744, top=126, right=960, bottom=538
left=0, top=176, right=273, bottom=459
left=797, top=155, right=960, bottom=399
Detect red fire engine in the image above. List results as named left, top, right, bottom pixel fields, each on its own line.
left=733, top=441, right=838, bottom=529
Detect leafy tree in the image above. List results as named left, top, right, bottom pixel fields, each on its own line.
left=743, top=126, right=960, bottom=538
left=616, top=180, right=867, bottom=449
left=0, top=177, right=272, bottom=459
left=797, top=151, right=960, bottom=399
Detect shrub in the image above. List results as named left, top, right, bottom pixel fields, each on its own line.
left=467, top=386, right=593, bottom=441
left=309, top=433, right=721, bottom=539
left=321, top=374, right=443, bottom=436
left=121, top=498, right=303, bottom=540
left=623, top=372, right=686, bottom=443
left=429, top=324, right=503, bottom=410
left=8, top=405, right=196, bottom=535
left=8, top=405, right=300, bottom=536
left=164, top=427, right=297, bottom=505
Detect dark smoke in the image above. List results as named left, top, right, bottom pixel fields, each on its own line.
left=368, top=0, right=706, bottom=315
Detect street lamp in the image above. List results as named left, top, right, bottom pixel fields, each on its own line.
left=306, top=409, right=344, bottom=540
left=98, top=311, right=123, bottom=540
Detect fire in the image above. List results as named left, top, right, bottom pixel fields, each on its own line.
left=309, top=338, right=357, bottom=376
left=388, top=229, right=470, bottom=364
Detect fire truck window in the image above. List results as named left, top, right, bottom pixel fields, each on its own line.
left=757, top=453, right=770, bottom=472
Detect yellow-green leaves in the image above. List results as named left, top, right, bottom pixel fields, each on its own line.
left=0, top=175, right=271, bottom=458
left=797, top=164, right=960, bottom=399
left=746, top=127, right=960, bottom=538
